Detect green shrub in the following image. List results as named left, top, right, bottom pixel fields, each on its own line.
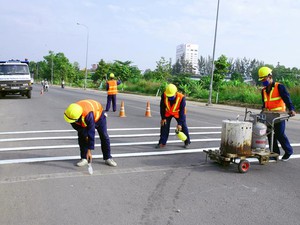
left=289, top=86, right=300, bottom=110
left=123, top=79, right=161, bottom=95
left=89, top=78, right=299, bottom=111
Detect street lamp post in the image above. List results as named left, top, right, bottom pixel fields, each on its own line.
left=77, top=22, right=89, bottom=90
left=207, top=0, right=221, bottom=106
left=51, top=56, right=54, bottom=85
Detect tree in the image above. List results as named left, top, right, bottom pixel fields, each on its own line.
left=172, top=56, right=194, bottom=75
left=272, top=65, right=300, bottom=88
left=198, top=56, right=207, bottom=76
left=143, top=69, right=155, bottom=80
left=41, top=51, right=77, bottom=85
left=153, top=57, right=172, bottom=81
left=213, top=54, right=230, bottom=90
left=230, top=72, right=244, bottom=83
left=93, top=59, right=110, bottom=83
left=111, top=60, right=141, bottom=82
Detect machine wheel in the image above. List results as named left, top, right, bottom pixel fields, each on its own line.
left=238, top=160, right=250, bottom=173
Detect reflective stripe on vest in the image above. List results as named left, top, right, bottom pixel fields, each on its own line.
left=164, top=92, right=184, bottom=118
left=263, top=82, right=286, bottom=112
left=75, top=99, right=103, bottom=127
left=107, top=80, right=118, bottom=95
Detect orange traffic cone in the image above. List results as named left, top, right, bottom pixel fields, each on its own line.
left=145, top=101, right=152, bottom=117
left=119, top=101, right=126, bottom=117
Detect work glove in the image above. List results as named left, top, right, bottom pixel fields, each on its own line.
left=288, top=110, right=296, bottom=117
left=176, top=125, right=182, bottom=131
left=161, top=119, right=167, bottom=126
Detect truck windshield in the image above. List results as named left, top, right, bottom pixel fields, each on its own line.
left=0, top=65, right=29, bottom=75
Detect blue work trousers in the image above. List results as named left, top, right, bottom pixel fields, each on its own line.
left=268, top=120, right=293, bottom=155
left=78, top=115, right=111, bottom=160
left=105, top=95, right=117, bottom=112
left=158, top=116, right=191, bottom=145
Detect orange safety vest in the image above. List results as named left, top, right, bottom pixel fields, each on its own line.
left=263, top=82, right=286, bottom=112
left=164, top=92, right=185, bottom=118
left=75, top=99, right=103, bottom=127
left=107, top=80, right=118, bottom=95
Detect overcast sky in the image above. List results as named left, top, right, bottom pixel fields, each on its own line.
left=1, top=0, right=299, bottom=71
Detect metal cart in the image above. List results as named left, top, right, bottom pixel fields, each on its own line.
left=204, top=109, right=290, bottom=173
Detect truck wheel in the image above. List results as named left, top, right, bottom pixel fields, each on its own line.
left=238, top=160, right=250, bottom=173
left=27, top=91, right=31, bottom=99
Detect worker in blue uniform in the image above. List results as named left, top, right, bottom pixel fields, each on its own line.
left=64, top=99, right=117, bottom=167
left=156, top=84, right=191, bottom=149
left=258, top=67, right=296, bottom=161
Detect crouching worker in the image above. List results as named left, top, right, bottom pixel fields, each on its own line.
left=156, top=84, right=191, bottom=149
left=64, top=99, right=117, bottom=167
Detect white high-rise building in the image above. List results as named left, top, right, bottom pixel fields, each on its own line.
left=176, top=43, right=199, bottom=74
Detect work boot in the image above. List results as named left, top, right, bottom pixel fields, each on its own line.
left=77, top=159, right=88, bottom=167
left=184, top=144, right=189, bottom=149
left=184, top=140, right=191, bottom=149
left=105, top=158, right=117, bottom=167
left=155, top=144, right=166, bottom=149
left=281, top=153, right=291, bottom=162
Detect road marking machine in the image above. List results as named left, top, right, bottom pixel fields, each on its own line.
left=204, top=109, right=290, bottom=173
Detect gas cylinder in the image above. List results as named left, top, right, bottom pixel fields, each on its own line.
left=175, top=130, right=187, bottom=141
left=251, top=120, right=267, bottom=150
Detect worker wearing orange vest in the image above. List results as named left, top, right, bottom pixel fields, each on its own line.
left=64, top=99, right=117, bottom=167
left=105, top=73, right=121, bottom=112
left=156, top=84, right=191, bottom=149
left=259, top=67, right=296, bottom=161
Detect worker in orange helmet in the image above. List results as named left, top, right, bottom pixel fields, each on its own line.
left=156, top=84, right=191, bottom=149
left=105, top=73, right=121, bottom=112
left=64, top=99, right=117, bottom=167
left=258, top=66, right=296, bottom=161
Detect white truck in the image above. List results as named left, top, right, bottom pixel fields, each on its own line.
left=0, top=59, right=33, bottom=98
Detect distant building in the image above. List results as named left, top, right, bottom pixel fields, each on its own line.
left=91, top=64, right=98, bottom=71
left=176, top=43, right=199, bottom=74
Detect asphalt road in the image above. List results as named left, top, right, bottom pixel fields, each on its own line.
left=1, top=84, right=300, bottom=225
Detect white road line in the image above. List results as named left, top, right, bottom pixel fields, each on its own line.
left=0, top=132, right=221, bottom=142
left=0, top=126, right=221, bottom=135
left=0, top=138, right=221, bottom=152
left=1, top=139, right=300, bottom=152
left=0, top=147, right=218, bottom=165
left=1, top=148, right=300, bottom=165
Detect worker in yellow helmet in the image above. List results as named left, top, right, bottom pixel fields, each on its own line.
left=105, top=73, right=121, bottom=112
left=64, top=99, right=117, bottom=167
left=258, top=66, right=296, bottom=161
left=155, top=84, right=191, bottom=149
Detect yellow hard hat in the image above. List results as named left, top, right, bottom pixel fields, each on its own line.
left=109, top=73, right=115, bottom=78
left=165, top=84, right=178, bottom=97
left=64, top=103, right=83, bottom=123
left=258, top=67, right=272, bottom=81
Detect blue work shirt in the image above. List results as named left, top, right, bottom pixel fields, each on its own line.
left=71, top=111, right=97, bottom=150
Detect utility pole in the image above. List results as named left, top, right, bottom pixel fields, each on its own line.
left=77, top=22, right=89, bottom=90
left=207, top=0, right=221, bottom=106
